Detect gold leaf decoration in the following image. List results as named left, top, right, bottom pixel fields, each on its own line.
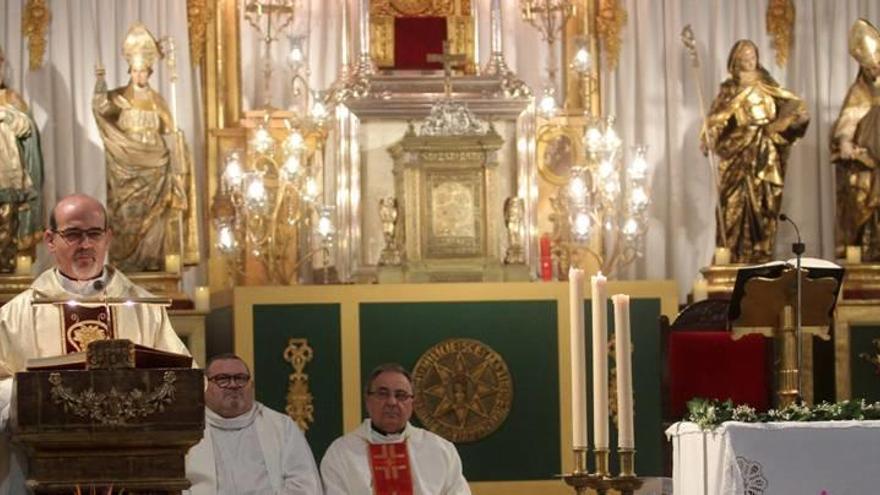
left=766, top=0, right=795, bottom=68
left=283, top=338, right=315, bottom=431
left=596, top=0, right=627, bottom=71
left=187, top=0, right=216, bottom=67
left=22, top=0, right=50, bottom=71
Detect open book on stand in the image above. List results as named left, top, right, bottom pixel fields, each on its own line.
left=729, top=257, right=844, bottom=323
left=26, top=341, right=192, bottom=371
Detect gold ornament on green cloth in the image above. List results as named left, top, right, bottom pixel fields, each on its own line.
left=412, top=338, right=513, bottom=443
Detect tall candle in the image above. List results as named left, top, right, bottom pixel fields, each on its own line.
left=569, top=267, right=589, bottom=448
left=591, top=272, right=609, bottom=449
left=714, top=247, right=731, bottom=266
left=846, top=245, right=862, bottom=264
left=613, top=294, right=635, bottom=449
left=14, top=255, right=32, bottom=275
left=194, top=286, right=210, bottom=312
left=165, top=254, right=181, bottom=273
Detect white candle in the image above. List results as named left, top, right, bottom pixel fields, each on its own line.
left=846, top=245, right=862, bottom=264
left=194, top=286, right=210, bottom=312
left=14, top=255, right=32, bottom=275
left=613, top=294, right=635, bottom=449
left=569, top=267, right=589, bottom=449
left=692, top=277, right=708, bottom=302
left=591, top=271, right=609, bottom=449
left=165, top=254, right=181, bottom=273
left=714, top=247, right=731, bottom=266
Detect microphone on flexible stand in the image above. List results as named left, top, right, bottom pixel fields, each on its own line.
left=779, top=213, right=805, bottom=404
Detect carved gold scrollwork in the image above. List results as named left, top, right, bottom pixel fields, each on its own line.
left=186, top=0, right=216, bottom=67
left=596, top=0, right=627, bottom=70
left=22, top=0, right=50, bottom=71
left=283, top=338, right=315, bottom=431
left=47, top=371, right=177, bottom=426
left=766, top=0, right=795, bottom=67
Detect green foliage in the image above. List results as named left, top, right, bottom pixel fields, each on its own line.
left=685, top=398, right=880, bottom=430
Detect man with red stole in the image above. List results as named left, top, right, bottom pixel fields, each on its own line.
left=321, top=363, right=470, bottom=495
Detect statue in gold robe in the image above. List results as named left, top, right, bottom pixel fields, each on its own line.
left=0, top=45, right=43, bottom=273
left=832, top=19, right=880, bottom=261
left=92, top=23, right=198, bottom=272
left=701, top=40, right=809, bottom=264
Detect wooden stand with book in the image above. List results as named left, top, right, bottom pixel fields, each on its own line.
left=729, top=258, right=844, bottom=407
left=11, top=339, right=204, bottom=494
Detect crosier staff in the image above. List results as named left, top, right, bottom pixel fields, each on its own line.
left=681, top=25, right=728, bottom=251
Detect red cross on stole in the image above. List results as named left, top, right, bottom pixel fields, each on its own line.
left=368, top=442, right=414, bottom=495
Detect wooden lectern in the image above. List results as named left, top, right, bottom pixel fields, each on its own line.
left=11, top=339, right=204, bottom=494
left=729, top=259, right=843, bottom=406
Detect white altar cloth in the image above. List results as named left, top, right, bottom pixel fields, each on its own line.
left=666, top=420, right=880, bottom=495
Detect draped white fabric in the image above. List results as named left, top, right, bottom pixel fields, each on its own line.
left=1, top=0, right=204, bottom=285
left=4, top=1, right=880, bottom=298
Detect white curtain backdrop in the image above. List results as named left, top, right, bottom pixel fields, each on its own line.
left=4, top=1, right=880, bottom=299
left=1, top=0, right=204, bottom=287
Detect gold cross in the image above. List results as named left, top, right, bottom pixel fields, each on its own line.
left=426, top=41, right=467, bottom=97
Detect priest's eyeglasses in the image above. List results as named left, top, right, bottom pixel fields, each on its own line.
left=54, top=228, right=107, bottom=244
left=367, top=388, right=413, bottom=402
left=207, top=373, right=251, bottom=388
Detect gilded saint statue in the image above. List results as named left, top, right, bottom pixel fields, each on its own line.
left=92, top=23, right=198, bottom=272
left=701, top=40, right=810, bottom=264
left=832, top=19, right=880, bottom=261
left=0, top=45, right=43, bottom=273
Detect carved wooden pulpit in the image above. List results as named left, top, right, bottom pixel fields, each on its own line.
left=11, top=339, right=203, bottom=494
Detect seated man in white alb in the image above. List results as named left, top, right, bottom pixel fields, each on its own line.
left=0, top=193, right=191, bottom=493
left=321, top=363, right=471, bottom=495
left=185, top=353, right=323, bottom=494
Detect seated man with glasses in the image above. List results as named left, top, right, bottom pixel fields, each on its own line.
left=0, top=194, right=190, bottom=422
left=185, top=353, right=322, bottom=495
left=321, top=363, right=470, bottom=495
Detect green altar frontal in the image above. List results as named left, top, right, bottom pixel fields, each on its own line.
left=213, top=281, right=677, bottom=495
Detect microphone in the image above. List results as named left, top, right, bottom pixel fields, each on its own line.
left=93, top=280, right=105, bottom=291
left=779, top=213, right=805, bottom=255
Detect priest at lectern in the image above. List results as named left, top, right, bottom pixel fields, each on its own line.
left=0, top=193, right=191, bottom=424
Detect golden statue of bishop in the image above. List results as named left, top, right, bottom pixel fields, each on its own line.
left=701, top=40, right=810, bottom=264
left=832, top=19, right=880, bottom=261
left=92, top=23, right=199, bottom=272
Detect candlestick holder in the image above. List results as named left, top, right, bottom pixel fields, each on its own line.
left=562, top=448, right=643, bottom=495
left=573, top=447, right=588, bottom=474
left=593, top=447, right=609, bottom=477
left=618, top=447, right=636, bottom=477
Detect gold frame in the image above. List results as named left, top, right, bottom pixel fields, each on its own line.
left=834, top=300, right=880, bottom=400
left=536, top=124, right=585, bottom=187
left=370, top=0, right=476, bottom=73
left=218, top=280, right=677, bottom=495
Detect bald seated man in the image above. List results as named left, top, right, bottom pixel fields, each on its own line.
left=0, top=194, right=190, bottom=419
left=185, top=354, right=322, bottom=495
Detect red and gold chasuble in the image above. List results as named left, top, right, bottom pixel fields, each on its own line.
left=60, top=304, right=115, bottom=354
left=368, top=442, right=414, bottom=495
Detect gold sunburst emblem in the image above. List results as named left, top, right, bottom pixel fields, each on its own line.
left=412, top=338, right=512, bottom=443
